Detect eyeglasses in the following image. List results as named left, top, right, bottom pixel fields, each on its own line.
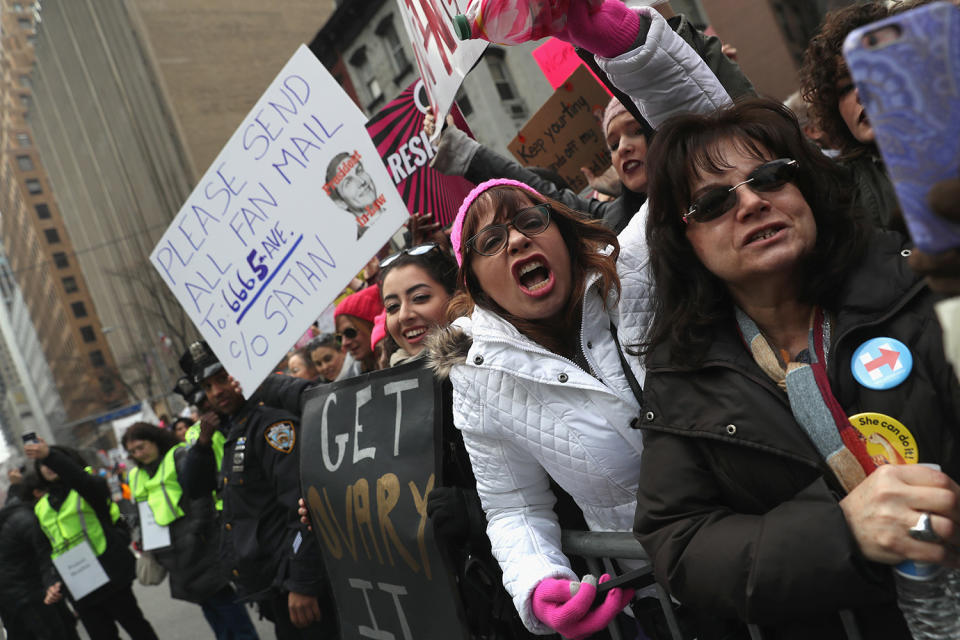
left=683, top=159, right=799, bottom=224
left=465, top=204, right=552, bottom=257
left=335, top=327, right=359, bottom=344
left=380, top=243, right=440, bottom=269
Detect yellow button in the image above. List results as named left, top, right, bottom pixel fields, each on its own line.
left=225, top=523, right=232, bottom=531
left=232, top=569, right=239, bottom=577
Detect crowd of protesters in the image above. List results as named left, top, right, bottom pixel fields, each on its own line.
left=3, top=0, right=960, bottom=639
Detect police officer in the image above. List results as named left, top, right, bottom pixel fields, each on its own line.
left=180, top=342, right=335, bottom=639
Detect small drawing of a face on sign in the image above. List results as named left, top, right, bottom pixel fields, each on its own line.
left=324, top=151, right=386, bottom=239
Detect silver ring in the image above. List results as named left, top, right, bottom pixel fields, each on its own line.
left=908, top=512, right=941, bottom=543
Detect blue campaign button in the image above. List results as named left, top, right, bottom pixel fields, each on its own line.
left=851, top=337, right=913, bottom=390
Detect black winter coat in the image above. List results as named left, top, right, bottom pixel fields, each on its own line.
left=0, top=497, right=51, bottom=609
left=135, top=446, right=227, bottom=603
left=635, top=231, right=958, bottom=639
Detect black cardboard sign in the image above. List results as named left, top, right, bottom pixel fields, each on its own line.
left=300, top=361, right=466, bottom=639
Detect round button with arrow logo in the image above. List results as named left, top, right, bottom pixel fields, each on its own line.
left=851, top=337, right=913, bottom=390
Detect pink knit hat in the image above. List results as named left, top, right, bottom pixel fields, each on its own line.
left=334, top=284, right=383, bottom=325
left=601, top=96, right=629, bottom=141
left=450, top=178, right=543, bottom=266
left=370, top=310, right=387, bottom=350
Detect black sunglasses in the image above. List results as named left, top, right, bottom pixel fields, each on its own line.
left=380, top=243, right=440, bottom=269
left=683, top=158, right=799, bottom=224
left=466, top=204, right=552, bottom=257
left=335, top=327, right=359, bottom=344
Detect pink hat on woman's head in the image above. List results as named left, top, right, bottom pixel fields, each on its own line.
left=370, top=310, right=387, bottom=350
left=334, top=284, right=383, bottom=325
left=601, top=96, right=629, bottom=139
left=450, top=178, right=543, bottom=266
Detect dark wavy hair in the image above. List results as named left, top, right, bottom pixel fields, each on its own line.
left=799, top=2, right=889, bottom=158
left=643, top=98, right=863, bottom=365
left=447, top=186, right=620, bottom=357
left=121, top=422, right=182, bottom=463
left=378, top=245, right=458, bottom=298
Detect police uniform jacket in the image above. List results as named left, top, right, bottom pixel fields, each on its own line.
left=635, top=230, right=960, bottom=639
left=185, top=400, right=325, bottom=600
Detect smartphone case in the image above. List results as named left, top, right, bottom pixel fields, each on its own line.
left=843, top=2, right=960, bottom=253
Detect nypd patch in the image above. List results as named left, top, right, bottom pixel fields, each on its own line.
left=265, top=421, right=296, bottom=453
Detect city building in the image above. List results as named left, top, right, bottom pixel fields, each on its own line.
left=0, top=0, right=125, bottom=441
left=24, top=0, right=337, bottom=412
left=311, top=0, right=555, bottom=158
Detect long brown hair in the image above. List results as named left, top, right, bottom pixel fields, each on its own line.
left=447, top=186, right=620, bottom=356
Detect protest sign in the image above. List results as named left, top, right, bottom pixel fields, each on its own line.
left=300, top=362, right=467, bottom=639
left=395, top=0, right=486, bottom=130
left=532, top=38, right=613, bottom=95
left=366, top=78, right=474, bottom=226
left=150, top=45, right=407, bottom=396
left=507, top=66, right=612, bottom=193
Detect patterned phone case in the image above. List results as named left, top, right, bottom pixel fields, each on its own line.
left=843, top=2, right=960, bottom=253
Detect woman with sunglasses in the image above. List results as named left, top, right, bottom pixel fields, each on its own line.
left=427, top=177, right=650, bottom=638
left=635, top=98, right=960, bottom=638
left=333, top=285, right=383, bottom=375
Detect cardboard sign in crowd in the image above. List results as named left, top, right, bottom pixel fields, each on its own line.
left=508, top=66, right=613, bottom=193
left=149, top=46, right=407, bottom=395
left=300, top=362, right=467, bottom=639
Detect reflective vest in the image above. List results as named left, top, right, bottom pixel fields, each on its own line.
left=128, top=444, right=186, bottom=527
left=34, top=468, right=120, bottom=558
left=185, top=422, right=225, bottom=511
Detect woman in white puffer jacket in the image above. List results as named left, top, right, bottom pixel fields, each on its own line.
left=427, top=178, right=651, bottom=637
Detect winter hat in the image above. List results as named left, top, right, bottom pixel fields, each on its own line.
left=370, top=310, right=387, bottom=350
left=601, top=96, right=629, bottom=141
left=450, top=178, right=543, bottom=266
left=334, top=284, right=383, bottom=325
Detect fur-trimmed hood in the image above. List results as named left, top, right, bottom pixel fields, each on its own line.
left=425, top=323, right=472, bottom=380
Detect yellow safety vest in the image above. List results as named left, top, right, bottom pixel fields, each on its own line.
left=34, top=468, right=119, bottom=558
left=128, top=444, right=186, bottom=527
left=185, top=422, right=225, bottom=511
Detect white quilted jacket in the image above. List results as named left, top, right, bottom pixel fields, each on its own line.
left=446, top=222, right=652, bottom=634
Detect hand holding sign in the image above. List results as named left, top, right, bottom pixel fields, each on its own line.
left=151, top=46, right=407, bottom=395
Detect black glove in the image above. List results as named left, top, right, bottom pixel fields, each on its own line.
left=426, top=486, right=470, bottom=542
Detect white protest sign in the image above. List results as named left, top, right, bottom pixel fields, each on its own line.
left=52, top=540, right=110, bottom=600
left=395, top=0, right=487, bottom=127
left=137, top=502, right=172, bottom=551
left=151, top=46, right=407, bottom=395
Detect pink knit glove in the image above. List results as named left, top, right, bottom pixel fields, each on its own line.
left=556, top=0, right=642, bottom=58
left=531, top=574, right=634, bottom=639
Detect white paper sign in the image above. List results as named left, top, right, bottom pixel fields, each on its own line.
left=137, top=501, right=172, bottom=551
left=150, top=45, right=407, bottom=395
left=395, top=0, right=487, bottom=127
left=52, top=540, right=110, bottom=600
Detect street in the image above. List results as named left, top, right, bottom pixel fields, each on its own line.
left=74, top=581, right=275, bottom=640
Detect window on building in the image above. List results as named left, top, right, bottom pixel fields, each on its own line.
left=25, top=178, right=41, bottom=194
left=62, top=276, right=78, bottom=293
left=99, top=375, right=116, bottom=394
left=35, top=203, right=50, bottom=219
left=455, top=89, right=474, bottom=117
left=12, top=3, right=24, bottom=11
left=43, top=228, right=60, bottom=244
left=486, top=53, right=517, bottom=101
left=17, top=18, right=31, bottom=30
left=89, top=350, right=105, bottom=368
left=377, top=18, right=410, bottom=76
left=16, top=133, right=30, bottom=147
left=19, top=75, right=31, bottom=89
left=53, top=252, right=68, bottom=268
left=80, top=325, right=96, bottom=343
left=71, top=301, right=87, bottom=318
left=367, top=78, right=383, bottom=103
left=17, top=155, right=33, bottom=171
left=19, top=94, right=31, bottom=109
